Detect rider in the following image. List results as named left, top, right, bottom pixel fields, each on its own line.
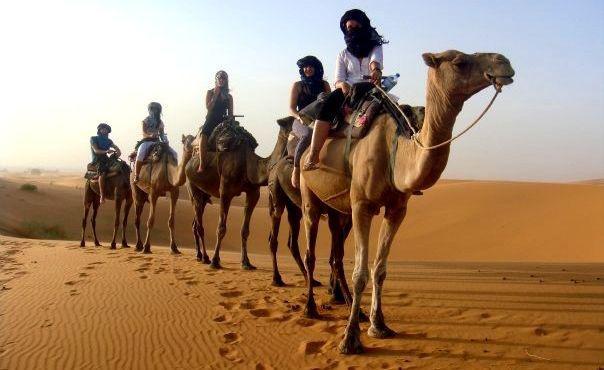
left=197, top=70, right=234, bottom=172
left=132, top=102, right=176, bottom=184
left=90, top=123, right=121, bottom=203
left=303, top=9, right=387, bottom=170
left=289, top=56, right=331, bottom=188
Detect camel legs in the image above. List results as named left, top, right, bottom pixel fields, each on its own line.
left=339, top=200, right=375, bottom=354
left=327, top=210, right=352, bottom=305
left=168, top=189, right=180, bottom=254
left=142, top=192, right=159, bottom=254
left=189, top=185, right=210, bottom=263
left=210, top=194, right=232, bottom=269
left=367, top=202, right=407, bottom=339
left=80, top=197, right=93, bottom=247
left=240, top=188, right=259, bottom=270
left=121, top=191, right=133, bottom=248
left=133, top=189, right=147, bottom=252
left=91, top=198, right=101, bottom=247
left=301, top=183, right=322, bottom=319
left=268, top=188, right=286, bottom=286
left=110, top=195, right=123, bottom=249
left=285, top=200, right=320, bottom=286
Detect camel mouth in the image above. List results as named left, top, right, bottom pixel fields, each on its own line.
left=485, top=73, right=514, bottom=91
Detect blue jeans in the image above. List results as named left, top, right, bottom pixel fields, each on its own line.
left=292, top=119, right=312, bottom=168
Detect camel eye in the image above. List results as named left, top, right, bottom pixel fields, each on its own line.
left=451, top=56, right=467, bottom=67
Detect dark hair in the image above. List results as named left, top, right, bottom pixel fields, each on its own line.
left=147, top=101, right=162, bottom=121
left=215, top=70, right=229, bottom=93
left=296, top=55, right=324, bottom=81
left=97, top=123, right=111, bottom=134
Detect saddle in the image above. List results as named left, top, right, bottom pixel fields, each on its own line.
left=207, top=119, right=258, bottom=152
left=147, top=142, right=176, bottom=163
left=84, top=155, right=131, bottom=180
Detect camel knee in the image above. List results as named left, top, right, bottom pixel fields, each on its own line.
left=217, top=224, right=227, bottom=239
left=372, top=264, right=387, bottom=285
left=352, top=268, right=369, bottom=292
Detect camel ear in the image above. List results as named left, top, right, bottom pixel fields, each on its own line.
left=422, top=53, right=440, bottom=68
left=181, top=134, right=186, bottom=143
left=276, top=116, right=294, bottom=131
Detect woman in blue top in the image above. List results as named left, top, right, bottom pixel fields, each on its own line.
left=90, top=123, right=121, bottom=203
left=303, top=9, right=387, bottom=170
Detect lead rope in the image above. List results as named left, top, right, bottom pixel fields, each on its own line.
left=374, top=84, right=501, bottom=150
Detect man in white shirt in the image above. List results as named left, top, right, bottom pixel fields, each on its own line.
left=304, top=9, right=387, bottom=170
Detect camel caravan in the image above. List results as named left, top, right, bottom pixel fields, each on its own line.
left=80, top=9, right=514, bottom=355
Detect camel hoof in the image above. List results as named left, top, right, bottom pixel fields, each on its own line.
left=202, top=256, right=211, bottom=264
left=311, top=279, right=322, bottom=287
left=142, top=248, right=152, bottom=254
left=367, top=325, right=396, bottom=339
left=272, top=276, right=286, bottom=287
left=94, top=242, right=102, bottom=247
left=171, top=247, right=181, bottom=255
left=79, top=241, right=85, bottom=248
left=121, top=243, right=130, bottom=248
left=303, top=298, right=320, bottom=319
left=134, top=243, right=143, bottom=252
left=241, top=262, right=256, bottom=270
left=338, top=332, right=364, bottom=355
left=210, top=259, right=222, bottom=269
left=110, top=242, right=117, bottom=250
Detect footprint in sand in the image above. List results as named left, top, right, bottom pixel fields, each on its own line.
left=222, top=332, right=240, bottom=344
left=218, top=346, right=243, bottom=363
left=83, top=266, right=95, bottom=270
left=213, top=313, right=232, bottom=323
left=220, top=291, right=243, bottom=298
left=78, top=273, right=89, bottom=278
left=64, top=280, right=78, bottom=286
left=139, top=275, right=148, bottom=280
left=295, top=318, right=318, bottom=327
left=249, top=309, right=272, bottom=318
left=69, top=289, right=80, bottom=296
left=219, top=301, right=235, bottom=310
left=186, top=280, right=199, bottom=286
left=298, top=340, right=327, bottom=355
left=239, top=301, right=255, bottom=310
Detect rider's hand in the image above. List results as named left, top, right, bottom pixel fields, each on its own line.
left=370, top=68, right=382, bottom=85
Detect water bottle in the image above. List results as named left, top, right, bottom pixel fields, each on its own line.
left=381, top=73, right=400, bottom=92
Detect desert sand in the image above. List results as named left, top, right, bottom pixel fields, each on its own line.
left=1, top=172, right=603, bottom=369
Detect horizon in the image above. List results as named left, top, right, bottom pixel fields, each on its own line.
left=1, top=0, right=603, bottom=182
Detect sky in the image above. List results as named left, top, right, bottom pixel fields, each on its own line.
left=0, top=0, right=603, bottom=182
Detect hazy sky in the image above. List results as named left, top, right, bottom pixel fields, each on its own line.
left=1, top=0, right=603, bottom=181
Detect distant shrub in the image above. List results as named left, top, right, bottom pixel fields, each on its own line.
left=20, top=183, right=38, bottom=192
left=18, top=221, right=67, bottom=240
left=30, top=168, right=42, bottom=175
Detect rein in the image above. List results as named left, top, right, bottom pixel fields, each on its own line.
left=374, top=83, right=502, bottom=150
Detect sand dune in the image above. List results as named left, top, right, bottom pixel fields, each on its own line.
left=1, top=235, right=602, bottom=369
left=1, top=173, right=602, bottom=263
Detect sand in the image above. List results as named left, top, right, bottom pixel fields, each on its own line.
left=1, top=235, right=603, bottom=369
left=1, top=172, right=603, bottom=368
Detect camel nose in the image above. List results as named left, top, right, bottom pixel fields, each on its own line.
left=494, top=54, right=515, bottom=76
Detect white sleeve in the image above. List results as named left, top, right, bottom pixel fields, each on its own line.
left=369, top=45, right=383, bottom=70
left=334, top=50, right=347, bottom=86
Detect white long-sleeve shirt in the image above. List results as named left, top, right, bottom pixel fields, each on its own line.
left=334, top=45, right=383, bottom=87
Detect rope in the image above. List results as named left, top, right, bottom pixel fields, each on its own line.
left=374, top=84, right=501, bottom=150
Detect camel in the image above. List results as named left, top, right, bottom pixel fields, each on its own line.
left=80, top=157, right=132, bottom=249
left=268, top=104, right=425, bottom=296
left=131, top=136, right=194, bottom=254
left=299, top=50, right=515, bottom=354
left=184, top=118, right=292, bottom=270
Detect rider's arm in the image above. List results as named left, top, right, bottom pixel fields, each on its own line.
left=289, top=82, right=301, bottom=119
left=110, top=142, right=122, bottom=156
left=323, top=80, right=332, bottom=94
left=91, top=141, right=110, bottom=155
left=206, top=90, right=218, bottom=111
left=369, top=46, right=383, bottom=84
left=334, top=50, right=351, bottom=95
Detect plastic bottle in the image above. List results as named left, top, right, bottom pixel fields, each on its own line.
left=381, top=73, right=400, bottom=92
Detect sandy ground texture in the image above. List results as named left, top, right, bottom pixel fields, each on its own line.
left=1, top=235, right=603, bottom=369
left=1, top=173, right=603, bottom=263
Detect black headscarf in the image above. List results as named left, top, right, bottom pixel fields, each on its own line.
left=144, top=102, right=162, bottom=130
left=296, top=55, right=324, bottom=97
left=340, top=9, right=387, bottom=59
left=97, top=123, right=111, bottom=134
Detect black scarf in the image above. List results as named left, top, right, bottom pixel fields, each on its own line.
left=344, top=27, right=381, bottom=59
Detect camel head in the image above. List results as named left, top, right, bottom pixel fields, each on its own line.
left=181, top=134, right=196, bottom=154
left=422, top=50, right=514, bottom=101
left=276, top=116, right=295, bottom=135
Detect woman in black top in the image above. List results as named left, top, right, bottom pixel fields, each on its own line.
left=198, top=70, right=233, bottom=172
left=289, top=56, right=330, bottom=188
